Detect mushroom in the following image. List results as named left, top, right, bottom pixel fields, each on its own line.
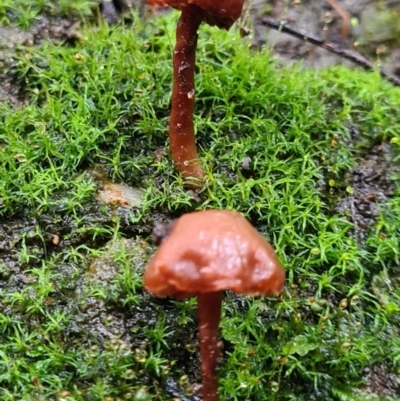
left=146, top=0, right=245, bottom=185
left=144, top=210, right=285, bottom=401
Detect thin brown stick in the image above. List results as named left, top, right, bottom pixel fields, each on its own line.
left=197, top=292, right=222, bottom=401
left=260, top=18, right=400, bottom=87
left=170, top=5, right=205, bottom=185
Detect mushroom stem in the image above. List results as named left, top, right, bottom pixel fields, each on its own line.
left=197, top=292, right=222, bottom=401
left=170, top=5, right=205, bottom=185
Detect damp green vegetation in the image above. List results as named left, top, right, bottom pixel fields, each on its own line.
left=356, top=4, right=400, bottom=50
left=1, top=11, right=400, bottom=401
left=0, top=0, right=95, bottom=27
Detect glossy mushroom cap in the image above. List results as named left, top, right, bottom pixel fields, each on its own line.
left=146, top=0, right=245, bottom=29
left=144, top=210, right=285, bottom=299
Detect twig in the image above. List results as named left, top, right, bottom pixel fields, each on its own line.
left=260, top=18, right=400, bottom=87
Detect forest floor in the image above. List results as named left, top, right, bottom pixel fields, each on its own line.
left=1, top=1, right=400, bottom=400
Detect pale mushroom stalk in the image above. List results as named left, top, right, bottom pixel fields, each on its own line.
left=170, top=5, right=204, bottom=183
left=197, top=292, right=222, bottom=401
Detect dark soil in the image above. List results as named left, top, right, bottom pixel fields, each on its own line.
left=251, top=0, right=400, bottom=79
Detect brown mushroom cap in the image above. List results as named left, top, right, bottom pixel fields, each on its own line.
left=144, top=210, right=285, bottom=299
left=146, top=0, right=244, bottom=29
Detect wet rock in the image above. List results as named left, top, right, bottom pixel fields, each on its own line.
left=0, top=26, right=34, bottom=49
left=87, top=238, right=149, bottom=283
left=99, top=0, right=145, bottom=23
left=73, top=238, right=154, bottom=342
left=361, top=363, right=400, bottom=398
left=251, top=0, right=400, bottom=79
left=97, top=182, right=144, bottom=208
left=88, top=165, right=145, bottom=209
left=335, top=144, right=398, bottom=242
left=101, top=1, right=121, bottom=24
left=164, top=377, right=202, bottom=401
left=0, top=16, right=81, bottom=106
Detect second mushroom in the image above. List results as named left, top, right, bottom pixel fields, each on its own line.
left=144, top=210, right=285, bottom=401
left=146, top=0, right=245, bottom=185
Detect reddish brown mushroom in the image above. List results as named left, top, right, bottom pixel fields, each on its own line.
left=144, top=210, right=285, bottom=401
left=146, top=0, right=245, bottom=185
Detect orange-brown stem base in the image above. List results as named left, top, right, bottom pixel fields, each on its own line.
left=197, top=292, right=222, bottom=401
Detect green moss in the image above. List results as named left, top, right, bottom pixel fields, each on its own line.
left=0, top=0, right=95, bottom=27
left=0, top=11, right=400, bottom=401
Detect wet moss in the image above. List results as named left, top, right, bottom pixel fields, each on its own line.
left=1, top=11, right=400, bottom=401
